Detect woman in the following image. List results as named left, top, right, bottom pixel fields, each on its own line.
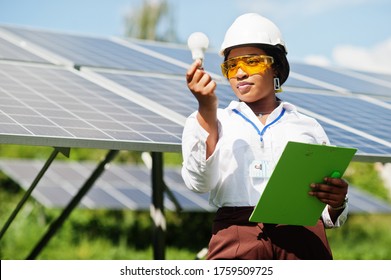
left=182, top=13, right=348, bottom=259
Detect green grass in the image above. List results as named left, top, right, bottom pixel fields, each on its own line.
left=1, top=192, right=390, bottom=260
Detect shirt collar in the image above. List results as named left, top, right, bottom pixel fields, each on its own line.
left=228, top=100, right=298, bottom=121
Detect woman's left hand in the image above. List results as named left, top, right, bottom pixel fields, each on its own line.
left=309, top=177, right=348, bottom=209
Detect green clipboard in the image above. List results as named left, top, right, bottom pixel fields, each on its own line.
left=249, top=141, right=357, bottom=226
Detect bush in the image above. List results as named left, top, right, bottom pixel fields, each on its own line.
left=327, top=213, right=391, bottom=259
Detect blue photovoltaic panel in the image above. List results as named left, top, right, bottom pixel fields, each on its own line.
left=284, top=75, right=333, bottom=91
left=290, top=62, right=391, bottom=97
left=346, top=187, right=391, bottom=213
left=88, top=69, right=235, bottom=118
left=0, top=62, right=182, bottom=151
left=134, top=41, right=344, bottom=90
left=0, top=160, right=214, bottom=212
left=136, top=40, right=338, bottom=93
left=93, top=71, right=197, bottom=117
left=133, top=40, right=391, bottom=96
left=87, top=70, right=391, bottom=159
left=279, top=91, right=391, bottom=144
left=134, top=40, right=335, bottom=92
left=133, top=40, right=223, bottom=76
left=0, top=159, right=389, bottom=213
left=0, top=37, right=49, bottom=63
left=317, top=120, right=391, bottom=156
left=1, top=25, right=185, bottom=74
left=356, top=69, right=391, bottom=85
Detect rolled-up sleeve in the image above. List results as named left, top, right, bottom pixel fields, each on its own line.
left=181, top=112, right=221, bottom=193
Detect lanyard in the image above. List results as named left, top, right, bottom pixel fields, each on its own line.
left=232, top=107, right=286, bottom=147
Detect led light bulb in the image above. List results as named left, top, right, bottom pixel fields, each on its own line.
left=187, top=32, right=209, bottom=66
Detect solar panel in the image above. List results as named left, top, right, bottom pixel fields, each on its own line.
left=0, top=25, right=187, bottom=74
left=131, top=39, right=391, bottom=99
left=290, top=62, right=391, bottom=98
left=4, top=24, right=390, bottom=100
left=347, top=187, right=391, bottom=213
left=0, top=37, right=49, bottom=64
left=279, top=91, right=391, bottom=144
left=0, top=61, right=182, bottom=152
left=0, top=159, right=214, bottom=212
left=133, top=39, right=354, bottom=93
left=85, top=69, right=199, bottom=117
left=0, top=159, right=388, bottom=214
left=82, top=68, right=240, bottom=116
left=84, top=69, right=391, bottom=161
left=317, top=120, right=391, bottom=157
left=356, top=70, right=391, bottom=85
left=284, top=75, right=333, bottom=92
left=132, top=39, right=223, bottom=77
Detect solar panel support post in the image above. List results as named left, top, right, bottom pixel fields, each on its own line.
left=0, top=147, right=69, bottom=241
left=164, top=182, right=183, bottom=213
left=26, top=149, right=119, bottom=260
left=151, top=152, right=166, bottom=260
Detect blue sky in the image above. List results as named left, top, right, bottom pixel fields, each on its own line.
left=0, top=0, right=390, bottom=73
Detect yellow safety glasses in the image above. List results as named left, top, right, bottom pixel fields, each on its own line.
left=221, top=55, right=274, bottom=79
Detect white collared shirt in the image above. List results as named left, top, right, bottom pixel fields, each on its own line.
left=181, top=100, right=348, bottom=228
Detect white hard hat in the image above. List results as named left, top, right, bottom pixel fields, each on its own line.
left=220, top=13, right=290, bottom=85
left=220, top=13, right=287, bottom=56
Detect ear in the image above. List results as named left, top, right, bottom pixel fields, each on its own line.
left=271, top=62, right=279, bottom=76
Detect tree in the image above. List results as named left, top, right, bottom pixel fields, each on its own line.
left=125, top=0, right=178, bottom=42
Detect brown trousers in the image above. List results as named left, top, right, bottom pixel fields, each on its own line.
left=207, top=207, right=333, bottom=260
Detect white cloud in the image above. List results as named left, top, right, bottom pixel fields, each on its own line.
left=237, top=0, right=374, bottom=19
left=332, top=38, right=391, bottom=74
left=303, top=55, right=331, bottom=67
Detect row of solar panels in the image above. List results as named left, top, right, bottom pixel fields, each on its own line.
left=0, top=24, right=390, bottom=162
left=1, top=159, right=390, bottom=214
left=1, top=24, right=391, bottom=99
